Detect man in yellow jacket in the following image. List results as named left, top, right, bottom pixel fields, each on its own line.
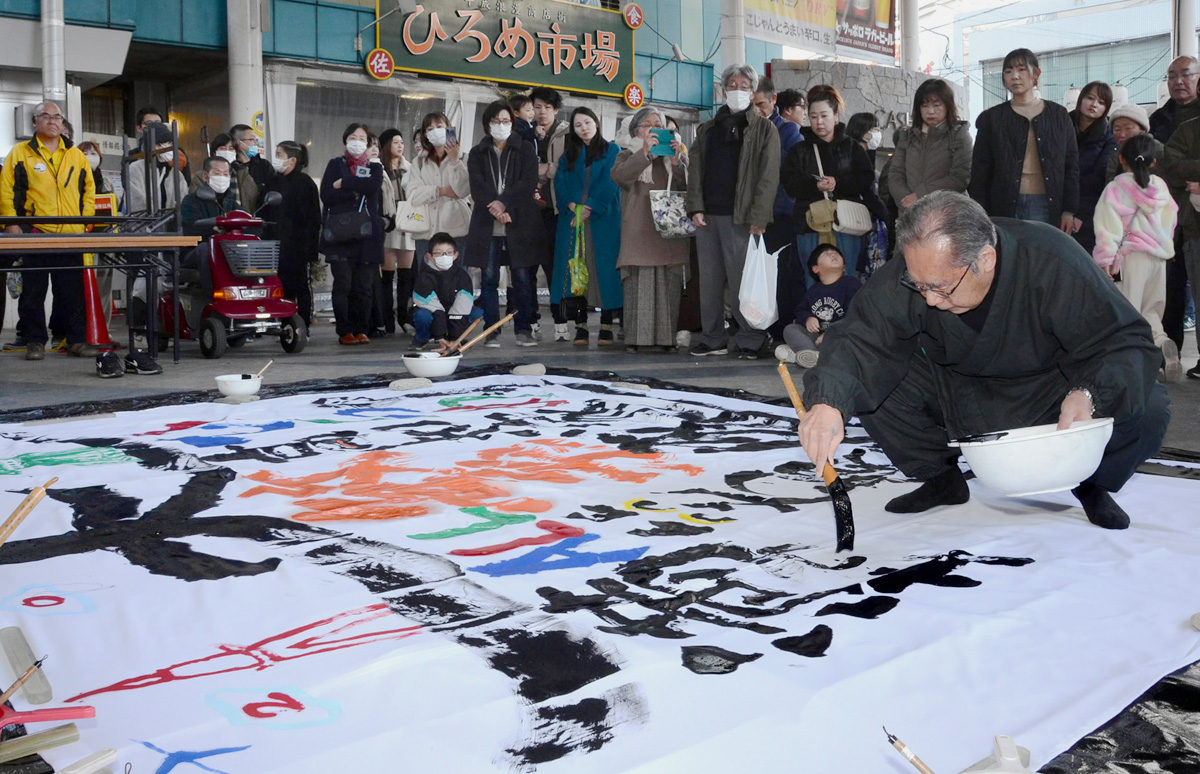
left=1, top=101, right=97, bottom=362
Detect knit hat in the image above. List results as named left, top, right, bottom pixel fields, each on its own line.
left=1108, top=102, right=1150, bottom=133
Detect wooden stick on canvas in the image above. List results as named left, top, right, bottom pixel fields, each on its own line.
left=456, top=313, right=515, bottom=356
left=0, top=477, right=58, bottom=548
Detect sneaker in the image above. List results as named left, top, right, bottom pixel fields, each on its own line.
left=515, top=331, right=538, bottom=347
left=737, top=347, right=761, bottom=360
left=689, top=342, right=728, bottom=357
left=554, top=323, right=570, bottom=342
left=573, top=326, right=589, bottom=346
left=530, top=322, right=542, bottom=341
left=1188, top=360, right=1200, bottom=379
left=795, top=349, right=820, bottom=369
left=1162, top=340, right=1184, bottom=383
left=484, top=333, right=501, bottom=348
left=598, top=326, right=614, bottom=346
left=1185, top=314, right=1196, bottom=333
left=24, top=342, right=44, bottom=361
left=410, top=338, right=431, bottom=351
left=124, top=350, right=162, bottom=375
left=775, top=344, right=796, bottom=364
left=96, top=351, right=123, bottom=378
left=66, top=342, right=100, bottom=357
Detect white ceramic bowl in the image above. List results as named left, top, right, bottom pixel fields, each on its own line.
left=401, top=352, right=462, bottom=378
left=215, top=374, right=263, bottom=397
left=950, top=417, right=1114, bottom=496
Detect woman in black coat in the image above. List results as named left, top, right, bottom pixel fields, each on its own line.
left=1070, top=80, right=1119, bottom=254
left=262, top=140, right=321, bottom=328
left=466, top=100, right=547, bottom=346
left=969, top=48, right=1079, bottom=231
left=320, top=122, right=384, bottom=346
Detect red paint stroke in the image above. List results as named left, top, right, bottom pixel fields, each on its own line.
left=449, top=520, right=586, bottom=556
left=137, top=421, right=209, bottom=436
left=240, top=442, right=699, bottom=523
left=67, top=604, right=419, bottom=703
left=243, top=692, right=305, bottom=718
left=22, top=595, right=64, bottom=607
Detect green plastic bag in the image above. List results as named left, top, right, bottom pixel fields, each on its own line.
left=568, top=214, right=589, bottom=297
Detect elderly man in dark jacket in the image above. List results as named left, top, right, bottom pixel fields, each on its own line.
left=798, top=192, right=1169, bottom=531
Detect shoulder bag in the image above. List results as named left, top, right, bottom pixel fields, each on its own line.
left=322, top=194, right=373, bottom=244
left=811, top=145, right=873, bottom=237
left=649, top=164, right=696, bottom=239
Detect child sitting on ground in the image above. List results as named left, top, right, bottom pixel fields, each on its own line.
left=775, top=244, right=861, bottom=368
left=411, top=232, right=484, bottom=352
left=1093, top=134, right=1182, bottom=382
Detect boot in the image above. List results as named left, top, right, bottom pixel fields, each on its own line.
left=381, top=270, right=396, bottom=334
left=885, top=466, right=970, bottom=514
left=396, top=266, right=416, bottom=334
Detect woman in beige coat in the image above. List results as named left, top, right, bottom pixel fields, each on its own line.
left=611, top=107, right=689, bottom=352
left=403, top=111, right=472, bottom=260
left=888, top=78, right=973, bottom=211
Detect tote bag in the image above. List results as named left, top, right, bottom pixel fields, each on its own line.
left=322, top=195, right=372, bottom=244
left=649, top=165, right=696, bottom=239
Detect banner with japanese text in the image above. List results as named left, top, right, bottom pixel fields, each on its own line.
left=377, top=0, right=637, bottom=99
left=836, top=0, right=896, bottom=65
left=743, top=0, right=837, bottom=56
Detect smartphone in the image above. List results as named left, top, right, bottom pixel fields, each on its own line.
left=446, top=126, right=457, bottom=144
left=650, top=128, right=675, bottom=156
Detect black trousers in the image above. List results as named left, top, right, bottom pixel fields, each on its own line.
left=860, top=354, right=1170, bottom=492
left=1163, top=249, right=1188, bottom=352
left=278, top=260, right=312, bottom=327
left=330, top=260, right=375, bottom=337
left=17, top=253, right=85, bottom=346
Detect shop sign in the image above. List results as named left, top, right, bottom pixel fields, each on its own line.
left=378, top=0, right=638, bottom=99
left=835, top=0, right=896, bottom=65
left=743, top=0, right=898, bottom=65
left=366, top=48, right=396, bottom=79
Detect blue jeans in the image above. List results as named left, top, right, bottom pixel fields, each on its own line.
left=796, top=232, right=863, bottom=289
left=413, top=305, right=483, bottom=344
left=480, top=237, right=535, bottom=334
left=1015, top=194, right=1050, bottom=224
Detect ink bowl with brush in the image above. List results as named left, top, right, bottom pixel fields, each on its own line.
left=401, top=352, right=462, bottom=378
left=215, top=374, right=263, bottom=398
left=948, top=417, right=1114, bottom=496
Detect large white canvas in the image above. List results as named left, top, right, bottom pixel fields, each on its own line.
left=0, top=375, right=1196, bottom=773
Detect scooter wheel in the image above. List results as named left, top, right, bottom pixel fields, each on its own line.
left=280, top=314, right=308, bottom=354
left=199, top=318, right=228, bottom=359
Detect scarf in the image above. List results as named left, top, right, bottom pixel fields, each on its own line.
left=345, top=150, right=369, bottom=175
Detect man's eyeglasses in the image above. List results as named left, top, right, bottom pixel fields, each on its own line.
left=900, top=264, right=972, bottom=300
left=430, top=251, right=456, bottom=258
left=35, top=114, right=64, bottom=123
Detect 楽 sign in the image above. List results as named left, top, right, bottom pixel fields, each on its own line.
left=377, top=0, right=638, bottom=99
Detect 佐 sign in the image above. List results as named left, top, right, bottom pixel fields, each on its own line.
left=366, top=48, right=396, bottom=79
left=378, top=0, right=638, bottom=99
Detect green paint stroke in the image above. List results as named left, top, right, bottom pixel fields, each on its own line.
left=0, top=447, right=129, bottom=475
left=409, top=506, right=535, bottom=540
left=437, top=393, right=554, bottom=408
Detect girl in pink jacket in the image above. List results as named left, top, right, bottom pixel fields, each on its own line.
left=1093, top=134, right=1182, bottom=382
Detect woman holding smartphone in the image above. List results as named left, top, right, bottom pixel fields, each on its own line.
left=405, top=111, right=472, bottom=268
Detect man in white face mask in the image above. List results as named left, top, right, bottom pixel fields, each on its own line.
left=180, top=157, right=238, bottom=240
left=126, top=122, right=188, bottom=214
left=684, top=63, right=781, bottom=360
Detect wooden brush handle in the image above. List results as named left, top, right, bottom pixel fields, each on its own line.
left=442, top=316, right=483, bottom=356
left=777, top=363, right=839, bottom=485
left=456, top=313, right=514, bottom=355
left=0, top=478, right=57, bottom=547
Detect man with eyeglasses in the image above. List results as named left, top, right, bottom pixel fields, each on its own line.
left=0, top=101, right=99, bottom=363
left=798, top=191, right=1169, bottom=531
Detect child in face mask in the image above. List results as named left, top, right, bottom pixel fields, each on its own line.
left=410, top=232, right=483, bottom=351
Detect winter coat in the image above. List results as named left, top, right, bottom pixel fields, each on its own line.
left=319, top=155, right=385, bottom=264
left=770, top=111, right=804, bottom=219
left=180, top=185, right=239, bottom=240
left=1093, top=172, right=1178, bottom=273
left=552, top=140, right=622, bottom=307
left=466, top=133, right=547, bottom=269
left=969, top=100, right=1080, bottom=223
left=685, top=106, right=780, bottom=229
left=412, top=257, right=475, bottom=340
left=404, top=151, right=471, bottom=239
left=126, top=158, right=188, bottom=215
left=887, top=121, right=972, bottom=202
left=380, top=160, right=416, bottom=250
left=611, top=143, right=688, bottom=268
left=781, top=125, right=875, bottom=235
left=1149, top=98, right=1200, bottom=144
left=1159, top=116, right=1200, bottom=239
left=261, top=169, right=321, bottom=267
left=0, top=135, right=94, bottom=232
left=802, top=219, right=1159, bottom=438
left=1073, top=117, right=1119, bottom=253
left=538, top=120, right=571, bottom=213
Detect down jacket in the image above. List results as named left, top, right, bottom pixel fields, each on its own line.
left=0, top=136, right=94, bottom=233
left=887, top=121, right=973, bottom=202
left=1092, top=172, right=1178, bottom=273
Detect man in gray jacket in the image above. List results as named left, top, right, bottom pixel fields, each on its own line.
left=685, top=63, right=780, bottom=359
left=799, top=192, right=1168, bottom=530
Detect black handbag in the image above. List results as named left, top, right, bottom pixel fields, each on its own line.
left=322, top=195, right=372, bottom=244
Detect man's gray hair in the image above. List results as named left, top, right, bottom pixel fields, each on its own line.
left=720, top=63, right=759, bottom=93
left=896, top=191, right=997, bottom=269
left=628, top=106, right=663, bottom=137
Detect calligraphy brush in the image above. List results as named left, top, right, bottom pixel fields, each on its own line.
left=0, top=477, right=58, bottom=548
left=884, top=726, right=938, bottom=774
left=440, top=316, right=483, bottom=357
left=776, top=362, right=855, bottom=552
left=0, top=655, right=46, bottom=706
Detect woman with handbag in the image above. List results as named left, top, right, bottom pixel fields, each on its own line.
left=781, top=84, right=875, bottom=288
left=552, top=107, right=623, bottom=346
left=405, top=112, right=471, bottom=268
left=378, top=128, right=416, bottom=334
left=611, top=106, right=689, bottom=352
left=320, top=122, right=385, bottom=346
left=262, top=140, right=320, bottom=328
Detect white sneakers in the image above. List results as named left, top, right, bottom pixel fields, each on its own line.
left=1162, top=340, right=1183, bottom=383
left=553, top=323, right=570, bottom=342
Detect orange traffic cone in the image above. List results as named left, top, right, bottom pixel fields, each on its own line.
left=82, top=254, right=114, bottom=350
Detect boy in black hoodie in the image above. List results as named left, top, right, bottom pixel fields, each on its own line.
left=412, top=232, right=482, bottom=351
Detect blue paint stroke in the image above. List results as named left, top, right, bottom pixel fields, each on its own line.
left=472, top=534, right=649, bottom=577
left=135, top=739, right=250, bottom=774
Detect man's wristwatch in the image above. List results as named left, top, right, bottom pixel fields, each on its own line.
left=1068, top=387, right=1096, bottom=417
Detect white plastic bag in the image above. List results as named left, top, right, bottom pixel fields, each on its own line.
left=738, top=234, right=781, bottom=330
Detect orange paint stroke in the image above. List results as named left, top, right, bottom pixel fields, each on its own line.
left=448, top=520, right=585, bottom=556
left=491, top=498, right=554, bottom=514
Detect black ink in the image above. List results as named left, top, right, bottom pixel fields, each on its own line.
left=772, top=625, right=833, bottom=657
left=627, top=521, right=714, bottom=537
left=816, top=596, right=900, bottom=619
left=681, top=645, right=763, bottom=674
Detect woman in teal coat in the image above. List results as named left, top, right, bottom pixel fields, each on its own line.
left=552, top=107, right=622, bottom=346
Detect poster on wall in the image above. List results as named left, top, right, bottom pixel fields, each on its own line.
left=836, top=0, right=897, bottom=64
left=377, top=0, right=639, bottom=100
left=743, top=0, right=837, bottom=55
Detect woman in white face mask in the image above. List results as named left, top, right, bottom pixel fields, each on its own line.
left=684, top=62, right=781, bottom=360
left=404, top=111, right=471, bottom=309
left=260, top=140, right=321, bottom=328
left=375, top=128, right=416, bottom=335
left=320, top=122, right=385, bottom=346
